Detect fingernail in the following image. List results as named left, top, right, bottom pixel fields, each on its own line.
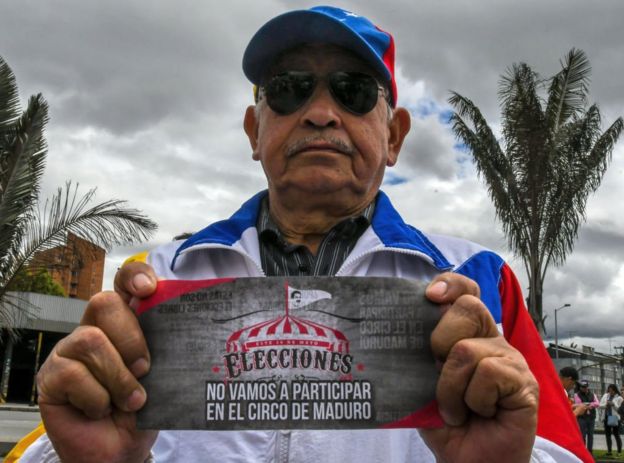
left=439, top=406, right=463, bottom=427
left=126, top=388, right=146, bottom=411
left=429, top=281, right=448, bottom=298
left=133, top=273, right=153, bottom=292
left=130, top=358, right=150, bottom=377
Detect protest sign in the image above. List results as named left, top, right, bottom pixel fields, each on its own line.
left=136, top=277, right=442, bottom=430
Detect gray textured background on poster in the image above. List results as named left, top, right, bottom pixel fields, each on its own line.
left=137, top=277, right=440, bottom=430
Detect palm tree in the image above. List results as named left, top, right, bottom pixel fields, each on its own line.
left=448, top=48, right=622, bottom=334
left=0, top=55, right=157, bottom=326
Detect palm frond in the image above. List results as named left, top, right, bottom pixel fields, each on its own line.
left=0, top=56, right=21, bottom=130
left=0, top=94, right=48, bottom=272
left=0, top=182, right=157, bottom=302
left=0, top=291, right=41, bottom=341
left=448, top=91, right=532, bottom=257
left=582, top=116, right=623, bottom=189
left=545, top=48, right=591, bottom=133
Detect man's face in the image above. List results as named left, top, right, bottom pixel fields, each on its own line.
left=244, top=44, right=410, bottom=212
left=560, top=375, right=575, bottom=391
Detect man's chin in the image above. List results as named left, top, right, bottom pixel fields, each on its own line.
left=273, top=182, right=374, bottom=211
left=279, top=180, right=356, bottom=197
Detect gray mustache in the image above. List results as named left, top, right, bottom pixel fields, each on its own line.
left=286, top=136, right=355, bottom=157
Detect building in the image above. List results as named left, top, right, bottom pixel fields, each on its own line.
left=0, top=292, right=84, bottom=403
left=32, top=232, right=105, bottom=300
left=548, top=343, right=624, bottom=395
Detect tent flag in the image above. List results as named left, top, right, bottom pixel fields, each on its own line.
left=287, top=285, right=332, bottom=310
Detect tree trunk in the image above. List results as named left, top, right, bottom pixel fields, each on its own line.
left=0, top=335, right=14, bottom=402
left=527, top=263, right=545, bottom=336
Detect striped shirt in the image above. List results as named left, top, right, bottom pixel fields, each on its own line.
left=257, top=197, right=375, bottom=277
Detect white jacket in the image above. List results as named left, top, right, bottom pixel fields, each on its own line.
left=599, top=393, right=623, bottom=421
left=21, top=191, right=590, bottom=462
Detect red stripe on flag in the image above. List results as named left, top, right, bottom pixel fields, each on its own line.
left=380, top=400, right=443, bottom=429
left=499, top=264, right=593, bottom=463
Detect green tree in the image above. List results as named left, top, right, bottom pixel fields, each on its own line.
left=6, top=268, right=65, bottom=296
left=0, top=55, right=157, bottom=326
left=448, top=49, right=623, bottom=334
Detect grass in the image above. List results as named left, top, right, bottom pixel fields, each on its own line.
left=594, top=450, right=624, bottom=461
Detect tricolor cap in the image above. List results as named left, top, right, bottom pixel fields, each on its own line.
left=242, top=5, right=397, bottom=107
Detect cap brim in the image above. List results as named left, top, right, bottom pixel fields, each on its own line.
left=242, top=10, right=391, bottom=86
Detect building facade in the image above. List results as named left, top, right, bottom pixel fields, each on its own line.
left=32, top=232, right=105, bottom=300
left=0, top=292, right=85, bottom=403
left=549, top=343, right=624, bottom=397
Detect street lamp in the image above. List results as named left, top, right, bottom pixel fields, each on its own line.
left=554, top=303, right=572, bottom=359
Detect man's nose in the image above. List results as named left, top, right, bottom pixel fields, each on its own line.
left=299, top=85, right=342, bottom=129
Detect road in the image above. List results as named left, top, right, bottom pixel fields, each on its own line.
left=0, top=407, right=41, bottom=456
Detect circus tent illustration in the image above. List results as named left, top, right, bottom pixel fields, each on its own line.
left=225, top=282, right=349, bottom=354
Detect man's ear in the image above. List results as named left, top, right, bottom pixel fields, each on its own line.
left=386, top=107, right=411, bottom=167
left=244, top=105, right=260, bottom=160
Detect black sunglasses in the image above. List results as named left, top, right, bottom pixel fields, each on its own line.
left=261, top=71, right=386, bottom=116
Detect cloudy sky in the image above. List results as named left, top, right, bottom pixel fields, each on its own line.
left=2, top=0, right=623, bottom=354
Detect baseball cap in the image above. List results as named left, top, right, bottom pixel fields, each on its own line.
left=579, top=380, right=589, bottom=387
left=242, top=6, right=397, bottom=107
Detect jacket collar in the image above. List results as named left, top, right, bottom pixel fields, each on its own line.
left=171, top=190, right=451, bottom=271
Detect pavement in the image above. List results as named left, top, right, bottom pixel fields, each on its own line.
left=0, top=402, right=41, bottom=456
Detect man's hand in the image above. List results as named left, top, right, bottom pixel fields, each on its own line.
left=420, top=273, right=539, bottom=463
left=572, top=403, right=588, bottom=417
left=37, top=262, right=159, bottom=463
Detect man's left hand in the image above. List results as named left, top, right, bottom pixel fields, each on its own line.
left=420, top=273, right=539, bottom=463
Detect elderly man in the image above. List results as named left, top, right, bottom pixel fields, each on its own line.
left=23, top=6, right=590, bottom=463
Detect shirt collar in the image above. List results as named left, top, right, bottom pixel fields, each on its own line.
left=257, top=196, right=375, bottom=250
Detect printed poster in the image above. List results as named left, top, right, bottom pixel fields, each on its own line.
left=136, top=277, right=443, bottom=430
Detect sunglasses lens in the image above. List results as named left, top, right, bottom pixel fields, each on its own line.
left=329, top=72, right=379, bottom=115
left=263, top=71, right=381, bottom=115
left=265, top=72, right=316, bottom=115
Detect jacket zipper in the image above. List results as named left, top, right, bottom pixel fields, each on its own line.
left=275, top=430, right=291, bottom=463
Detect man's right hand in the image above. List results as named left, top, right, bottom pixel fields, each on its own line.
left=572, top=403, right=588, bottom=417
left=36, top=262, right=159, bottom=463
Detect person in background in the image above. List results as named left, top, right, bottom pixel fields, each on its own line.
left=599, top=384, right=623, bottom=456
left=574, top=380, right=600, bottom=453
left=559, top=366, right=588, bottom=417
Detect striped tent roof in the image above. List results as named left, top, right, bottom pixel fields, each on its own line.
left=226, top=313, right=349, bottom=354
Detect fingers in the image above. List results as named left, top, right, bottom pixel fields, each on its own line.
left=37, top=349, right=111, bottom=419
left=81, top=291, right=150, bottom=377
left=426, top=272, right=480, bottom=306
left=37, top=290, right=150, bottom=419
left=114, top=261, right=158, bottom=304
left=38, top=326, right=147, bottom=418
left=426, top=272, right=538, bottom=426
left=430, top=293, right=499, bottom=361
left=435, top=336, right=538, bottom=425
